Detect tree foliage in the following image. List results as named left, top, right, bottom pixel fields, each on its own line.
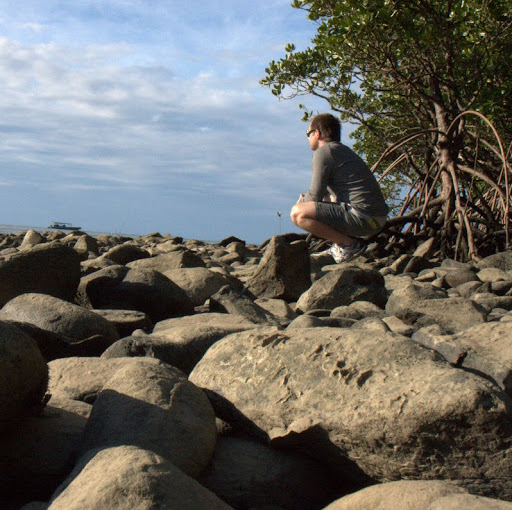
left=262, top=0, right=512, bottom=260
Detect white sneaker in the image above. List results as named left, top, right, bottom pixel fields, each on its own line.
left=337, top=239, right=367, bottom=263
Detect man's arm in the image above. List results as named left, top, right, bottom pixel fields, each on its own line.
left=301, top=149, right=331, bottom=202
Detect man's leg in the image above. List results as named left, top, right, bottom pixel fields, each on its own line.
left=290, top=202, right=355, bottom=246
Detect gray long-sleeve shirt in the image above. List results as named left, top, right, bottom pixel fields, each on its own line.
left=302, top=142, right=389, bottom=217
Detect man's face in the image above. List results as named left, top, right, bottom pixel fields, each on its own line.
left=307, top=124, right=320, bottom=150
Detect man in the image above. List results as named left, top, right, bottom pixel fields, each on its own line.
left=290, top=113, right=388, bottom=263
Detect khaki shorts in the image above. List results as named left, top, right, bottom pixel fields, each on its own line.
left=315, top=201, right=387, bottom=238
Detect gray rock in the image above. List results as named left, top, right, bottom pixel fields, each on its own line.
left=297, top=265, right=387, bottom=313
left=77, top=265, right=194, bottom=322
left=47, top=446, right=232, bottom=510
left=209, top=286, right=283, bottom=325
left=80, top=357, right=216, bottom=477
left=101, top=242, right=150, bottom=265
left=477, top=251, right=512, bottom=271
left=0, top=293, right=119, bottom=346
left=127, top=249, right=206, bottom=271
left=0, top=321, right=48, bottom=432
left=0, top=242, right=81, bottom=307
left=164, top=267, right=241, bottom=306
left=246, top=236, right=311, bottom=302
left=477, top=268, right=512, bottom=283
left=190, top=327, right=512, bottom=498
left=198, top=436, right=339, bottom=510
left=73, top=235, right=99, bottom=257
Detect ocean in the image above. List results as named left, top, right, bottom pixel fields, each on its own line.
left=0, top=224, right=137, bottom=238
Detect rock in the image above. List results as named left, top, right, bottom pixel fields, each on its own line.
left=79, top=357, right=216, bottom=477
left=286, top=315, right=326, bottom=329
left=220, top=236, right=245, bottom=247
left=102, top=318, right=258, bottom=375
left=412, top=321, right=512, bottom=396
left=209, top=286, right=283, bottom=325
left=477, top=251, right=512, bottom=271
left=0, top=293, right=119, bottom=346
left=471, top=294, right=512, bottom=312
left=126, top=249, right=206, bottom=271
left=331, top=301, right=386, bottom=321
left=246, top=236, right=311, bottom=302
left=77, top=265, right=194, bottom=322
left=0, top=242, right=81, bottom=307
left=386, top=283, right=487, bottom=333
left=73, top=235, right=99, bottom=257
left=412, top=238, right=436, bottom=259
left=0, top=401, right=88, bottom=499
left=101, top=242, right=150, bottom=265
left=477, top=268, right=512, bottom=283
left=255, top=298, right=298, bottom=321
left=153, top=312, right=259, bottom=333
left=20, top=229, right=45, bottom=250
left=47, top=446, right=232, bottom=510
left=428, top=493, right=512, bottom=509
left=198, top=436, right=339, bottom=510
left=322, top=480, right=467, bottom=510
left=296, top=265, right=387, bottom=313
left=190, top=327, right=512, bottom=498
left=443, top=268, right=480, bottom=288
left=91, top=309, right=153, bottom=338
left=0, top=321, right=48, bottom=431
left=163, top=267, right=241, bottom=306
left=3, top=320, right=113, bottom=360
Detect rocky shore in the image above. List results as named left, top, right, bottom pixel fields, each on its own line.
left=2, top=228, right=512, bottom=509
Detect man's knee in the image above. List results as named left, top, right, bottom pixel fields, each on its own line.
left=290, top=204, right=300, bottom=226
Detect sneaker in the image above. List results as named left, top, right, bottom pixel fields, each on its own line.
left=327, top=244, right=343, bottom=263
left=337, top=239, right=367, bottom=263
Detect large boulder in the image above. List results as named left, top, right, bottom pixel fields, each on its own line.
left=47, top=446, right=232, bottom=510
left=246, top=236, right=311, bottom=302
left=70, top=357, right=216, bottom=477
left=0, top=293, right=119, bottom=347
left=198, top=436, right=339, bottom=510
left=0, top=242, right=81, bottom=307
left=296, top=265, right=387, bottom=312
left=190, top=327, right=512, bottom=499
left=77, top=265, right=194, bottom=322
left=163, top=267, right=241, bottom=306
left=0, top=321, right=48, bottom=432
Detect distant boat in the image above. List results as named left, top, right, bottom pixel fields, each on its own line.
left=47, top=221, right=81, bottom=230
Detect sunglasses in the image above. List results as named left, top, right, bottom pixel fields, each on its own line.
left=306, top=129, right=317, bottom=138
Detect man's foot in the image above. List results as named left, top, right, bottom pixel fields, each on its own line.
left=337, top=238, right=367, bottom=263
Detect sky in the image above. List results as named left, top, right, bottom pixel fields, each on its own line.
left=0, top=1, right=348, bottom=244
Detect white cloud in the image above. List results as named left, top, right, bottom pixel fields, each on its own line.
left=0, top=1, right=332, bottom=241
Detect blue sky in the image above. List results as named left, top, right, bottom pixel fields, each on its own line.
left=0, top=1, right=346, bottom=243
